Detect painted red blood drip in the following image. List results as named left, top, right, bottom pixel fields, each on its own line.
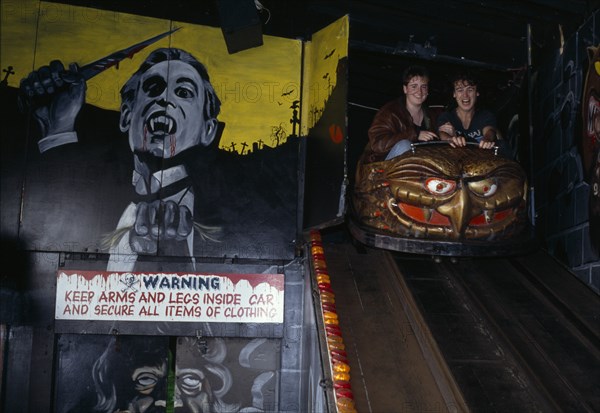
left=170, top=134, right=176, bottom=156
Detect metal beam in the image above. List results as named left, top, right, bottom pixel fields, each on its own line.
left=349, top=39, right=513, bottom=71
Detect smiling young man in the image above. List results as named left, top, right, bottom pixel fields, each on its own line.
left=437, top=71, right=498, bottom=150
left=362, top=65, right=438, bottom=162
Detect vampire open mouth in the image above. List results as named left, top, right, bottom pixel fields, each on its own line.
left=146, top=112, right=178, bottom=136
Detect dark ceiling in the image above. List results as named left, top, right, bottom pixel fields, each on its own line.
left=294, top=0, right=598, bottom=68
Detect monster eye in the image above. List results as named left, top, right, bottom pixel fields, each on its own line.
left=133, top=372, right=159, bottom=392
left=178, top=372, right=204, bottom=396
left=425, top=178, right=456, bottom=195
left=468, top=179, right=498, bottom=197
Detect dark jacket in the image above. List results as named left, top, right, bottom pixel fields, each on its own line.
left=362, top=98, right=435, bottom=163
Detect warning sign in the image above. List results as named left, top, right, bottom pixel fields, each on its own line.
left=55, top=271, right=285, bottom=323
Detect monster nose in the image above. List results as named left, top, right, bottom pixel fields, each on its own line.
left=436, top=184, right=470, bottom=239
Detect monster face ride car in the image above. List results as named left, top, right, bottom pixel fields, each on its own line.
left=350, top=142, right=534, bottom=256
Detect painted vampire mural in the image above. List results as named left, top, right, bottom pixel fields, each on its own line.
left=0, top=1, right=348, bottom=268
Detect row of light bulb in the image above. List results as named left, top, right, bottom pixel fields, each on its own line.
left=309, top=230, right=357, bottom=413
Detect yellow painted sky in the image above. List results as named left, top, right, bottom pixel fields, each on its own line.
left=303, top=15, right=349, bottom=132
left=1, top=0, right=348, bottom=151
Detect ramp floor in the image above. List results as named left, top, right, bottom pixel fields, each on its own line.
left=319, top=237, right=464, bottom=412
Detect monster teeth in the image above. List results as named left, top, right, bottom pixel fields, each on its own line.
left=149, top=116, right=174, bottom=134
left=484, top=209, right=493, bottom=223
left=423, top=208, right=433, bottom=222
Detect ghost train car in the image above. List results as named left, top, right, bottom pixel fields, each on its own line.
left=348, top=141, right=536, bottom=257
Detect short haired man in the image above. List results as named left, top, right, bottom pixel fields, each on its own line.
left=437, top=71, right=498, bottom=150
left=362, top=65, right=438, bottom=163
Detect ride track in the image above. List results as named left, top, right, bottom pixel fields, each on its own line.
left=314, top=233, right=600, bottom=412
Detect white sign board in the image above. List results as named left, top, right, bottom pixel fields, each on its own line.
left=55, top=271, right=285, bottom=323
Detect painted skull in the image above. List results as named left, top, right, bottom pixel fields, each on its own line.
left=353, top=144, right=528, bottom=241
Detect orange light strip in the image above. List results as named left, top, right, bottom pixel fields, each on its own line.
left=309, top=230, right=358, bottom=413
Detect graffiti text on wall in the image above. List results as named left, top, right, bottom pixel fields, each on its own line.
left=55, top=271, right=284, bottom=323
